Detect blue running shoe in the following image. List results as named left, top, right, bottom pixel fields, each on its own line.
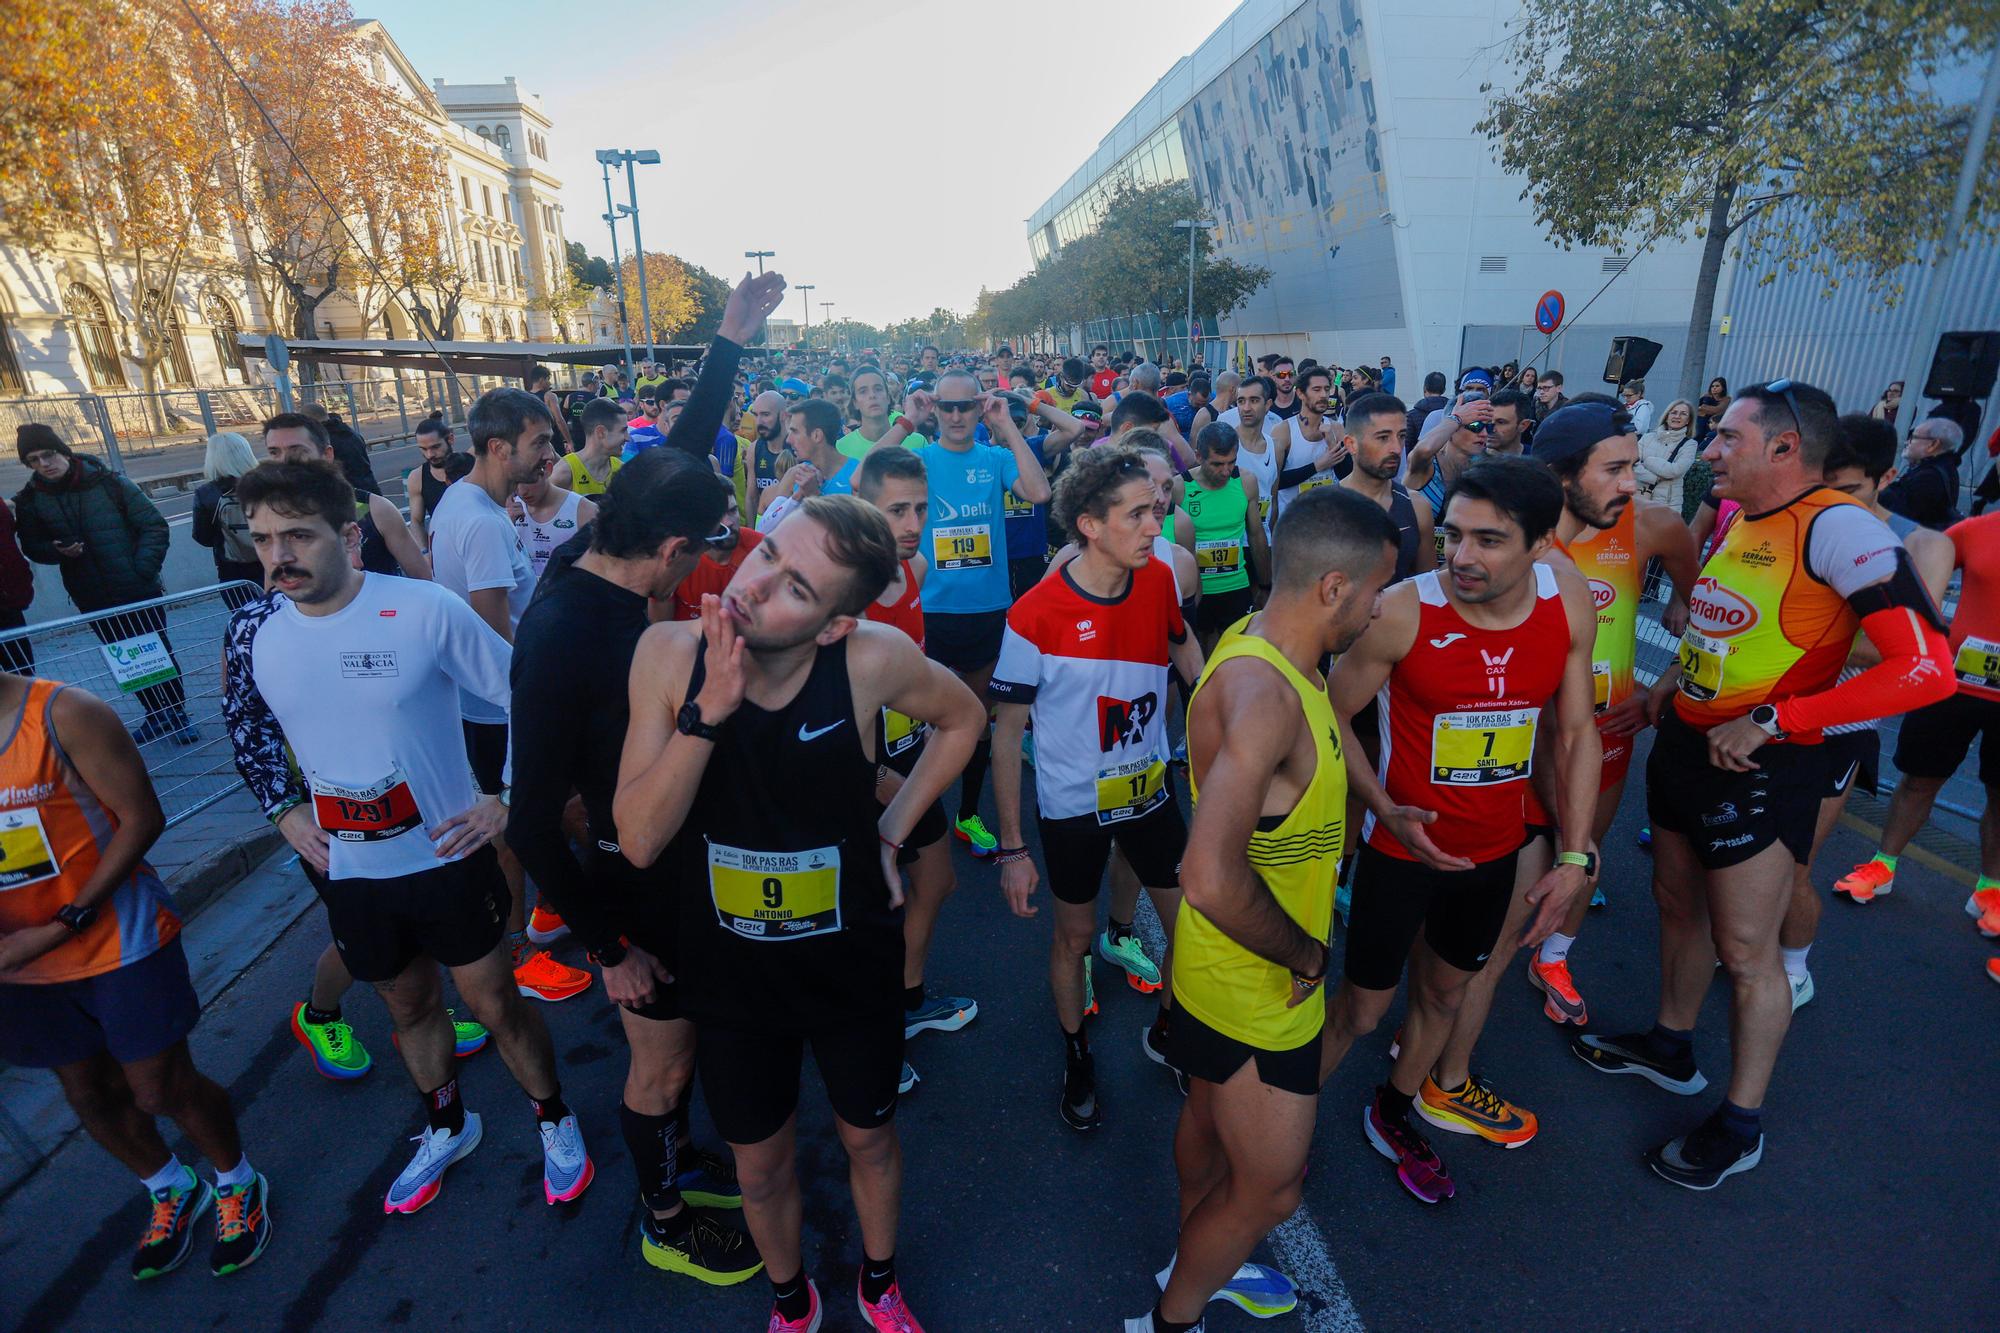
left=1155, top=1256, right=1299, bottom=1319
left=384, top=1114, right=481, bottom=1214
left=904, top=993, right=978, bottom=1038
left=676, top=1146, right=742, bottom=1209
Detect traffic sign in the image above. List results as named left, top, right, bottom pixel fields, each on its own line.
left=1535, top=290, right=1564, bottom=335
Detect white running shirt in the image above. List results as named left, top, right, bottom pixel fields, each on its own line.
left=428, top=479, right=532, bottom=724
left=511, top=488, right=584, bottom=584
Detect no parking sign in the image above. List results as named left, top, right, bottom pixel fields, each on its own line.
left=1535, top=290, right=1565, bottom=335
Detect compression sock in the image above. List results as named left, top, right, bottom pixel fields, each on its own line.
left=1151, top=1305, right=1204, bottom=1333
left=530, top=1086, right=572, bottom=1126
left=1377, top=1083, right=1415, bottom=1128
left=1108, top=916, right=1135, bottom=945
left=1063, top=1026, right=1090, bottom=1061
left=426, top=1077, right=466, bottom=1136
left=1537, top=931, right=1576, bottom=965
left=1718, top=1099, right=1762, bottom=1144
left=509, top=930, right=529, bottom=965
left=671, top=1097, right=692, bottom=1149
left=619, top=1102, right=680, bottom=1213
left=1645, top=1023, right=1694, bottom=1062
left=1869, top=851, right=1899, bottom=872
left=301, top=1001, right=341, bottom=1025
left=770, top=1271, right=812, bottom=1322
left=1781, top=945, right=1811, bottom=980
left=214, top=1155, right=255, bottom=1189
left=860, top=1253, right=898, bottom=1304
left=140, top=1155, right=193, bottom=1194
left=904, top=983, right=926, bottom=1012
left=958, top=726, right=993, bottom=820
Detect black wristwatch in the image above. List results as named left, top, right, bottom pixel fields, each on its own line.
left=55, top=903, right=98, bottom=934
left=677, top=700, right=722, bottom=742
left=586, top=937, right=629, bottom=969
left=1293, top=940, right=1331, bottom=991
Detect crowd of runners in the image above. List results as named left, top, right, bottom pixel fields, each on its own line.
left=3, top=266, right=1997, bottom=1333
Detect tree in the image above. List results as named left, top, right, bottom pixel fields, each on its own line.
left=617, top=251, right=699, bottom=350
left=677, top=260, right=734, bottom=345
left=1478, top=0, right=2000, bottom=402
left=565, top=240, right=613, bottom=289
left=531, top=272, right=596, bottom=343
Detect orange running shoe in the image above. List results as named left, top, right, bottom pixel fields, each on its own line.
left=526, top=904, right=569, bottom=945
left=1416, top=1074, right=1538, bottom=1148
left=1979, top=909, right=2000, bottom=940
left=1527, top=956, right=1588, bottom=1025
left=1833, top=860, right=1895, bottom=903
left=1986, top=958, right=2000, bottom=986
left=515, top=950, right=592, bottom=1002
left=1967, top=886, right=2000, bottom=919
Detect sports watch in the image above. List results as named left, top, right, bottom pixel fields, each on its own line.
left=1555, top=851, right=1598, bottom=877
left=676, top=700, right=722, bottom=742
left=1749, top=704, right=1787, bottom=739
left=55, top=903, right=99, bottom=934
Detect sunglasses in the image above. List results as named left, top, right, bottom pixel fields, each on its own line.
left=936, top=399, right=981, bottom=414
left=703, top=523, right=737, bottom=548
left=1763, top=378, right=1806, bottom=438
left=1275, top=371, right=1294, bottom=379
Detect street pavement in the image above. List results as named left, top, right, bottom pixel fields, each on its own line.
left=1, top=743, right=1994, bottom=1332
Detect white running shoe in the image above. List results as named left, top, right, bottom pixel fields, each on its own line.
left=539, top=1113, right=594, bottom=1204
left=384, top=1113, right=482, bottom=1214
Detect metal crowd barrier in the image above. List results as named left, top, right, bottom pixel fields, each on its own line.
left=0, top=582, right=259, bottom=828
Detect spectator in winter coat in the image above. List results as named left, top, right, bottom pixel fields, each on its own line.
left=1635, top=399, right=1700, bottom=514
left=1879, top=417, right=1964, bottom=530
left=191, top=431, right=264, bottom=595
left=0, top=494, right=32, bottom=672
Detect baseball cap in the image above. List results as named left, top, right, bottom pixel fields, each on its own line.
left=779, top=377, right=811, bottom=397
left=1532, top=402, right=1634, bottom=466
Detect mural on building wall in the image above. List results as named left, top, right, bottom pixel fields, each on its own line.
left=1177, top=0, right=1398, bottom=334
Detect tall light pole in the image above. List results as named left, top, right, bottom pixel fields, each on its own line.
left=597, top=157, right=633, bottom=379
left=797, top=284, right=815, bottom=350
left=598, top=149, right=661, bottom=360
left=820, top=302, right=835, bottom=351
left=1173, top=218, right=1217, bottom=366
left=745, top=250, right=775, bottom=275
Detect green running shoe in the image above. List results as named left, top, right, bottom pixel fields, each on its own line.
left=1082, top=953, right=1098, bottom=1018
left=951, top=813, right=998, bottom=857
left=447, top=1009, right=489, bottom=1058
left=290, top=1003, right=371, bottom=1080
left=1095, top=929, right=1162, bottom=993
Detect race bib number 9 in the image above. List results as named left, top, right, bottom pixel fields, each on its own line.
left=882, top=707, right=928, bottom=759
left=1592, top=660, right=1612, bottom=714
left=0, top=807, right=60, bottom=890
left=1676, top=627, right=1728, bottom=702
left=1195, top=538, right=1242, bottom=576
left=1431, top=709, right=1537, bottom=785
left=932, top=524, right=992, bottom=570
left=1096, top=757, right=1169, bottom=825
left=708, top=842, right=842, bottom=940
left=1955, top=636, right=2000, bottom=690
left=311, top=770, right=423, bottom=843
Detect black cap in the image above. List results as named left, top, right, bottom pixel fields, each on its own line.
left=1532, top=402, right=1633, bottom=465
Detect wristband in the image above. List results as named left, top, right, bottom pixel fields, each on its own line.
left=994, top=846, right=1031, bottom=865
left=878, top=831, right=905, bottom=852
left=268, top=797, right=304, bottom=825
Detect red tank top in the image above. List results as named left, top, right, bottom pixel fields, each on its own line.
left=865, top=561, right=925, bottom=648
left=1367, top=564, right=1572, bottom=864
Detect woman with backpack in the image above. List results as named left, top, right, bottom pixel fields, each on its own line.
left=192, top=431, right=263, bottom=601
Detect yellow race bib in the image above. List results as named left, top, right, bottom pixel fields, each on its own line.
left=1431, top=709, right=1537, bottom=785
left=932, top=523, right=992, bottom=570
left=1676, top=627, right=1728, bottom=702
left=708, top=841, right=842, bottom=941
left=1096, top=756, right=1169, bottom=826
left=882, top=707, right=928, bottom=759
left=1195, top=538, right=1242, bottom=575
left=1592, top=660, right=1612, bottom=714
left=1003, top=489, right=1035, bottom=518
left=0, top=807, right=60, bottom=891
left=1955, top=636, right=2000, bottom=690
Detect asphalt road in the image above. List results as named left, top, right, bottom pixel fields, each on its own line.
left=2, top=745, right=1994, bottom=1332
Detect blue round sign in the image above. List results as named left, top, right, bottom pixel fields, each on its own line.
left=1535, top=290, right=1564, bottom=335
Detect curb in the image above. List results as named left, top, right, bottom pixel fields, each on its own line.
left=170, top=823, right=286, bottom=922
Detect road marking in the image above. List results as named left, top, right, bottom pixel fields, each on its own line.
left=1132, top=894, right=1367, bottom=1333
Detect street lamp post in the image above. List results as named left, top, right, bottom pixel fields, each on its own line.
left=797, top=284, right=815, bottom=350
left=597, top=158, right=633, bottom=380
left=598, top=149, right=662, bottom=362
left=820, top=302, right=835, bottom=351
left=745, top=250, right=775, bottom=275
left=1173, top=218, right=1217, bottom=366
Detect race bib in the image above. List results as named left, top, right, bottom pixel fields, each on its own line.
left=708, top=841, right=842, bottom=941
left=1003, top=489, right=1036, bottom=519
left=1297, top=471, right=1336, bottom=494
left=932, top=523, right=992, bottom=570
left=1095, top=756, right=1169, bottom=826
left=1592, top=660, right=1612, bottom=714
left=311, top=770, right=423, bottom=843
left=1955, top=635, right=2000, bottom=690
left=0, top=807, right=60, bottom=891
left=882, top=707, right=928, bottom=759
left=1195, top=538, right=1242, bottom=576
left=1258, top=496, right=1273, bottom=522
left=1431, top=709, right=1537, bottom=785
left=1676, top=627, right=1728, bottom=702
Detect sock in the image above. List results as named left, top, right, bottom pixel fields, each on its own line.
left=213, top=1155, right=255, bottom=1190
left=1718, top=1098, right=1761, bottom=1143
left=1151, top=1305, right=1203, bottom=1333
left=530, top=1085, right=572, bottom=1126
left=770, top=1271, right=811, bottom=1321
left=1377, top=1083, right=1415, bottom=1128
left=1538, top=931, right=1576, bottom=965
left=619, top=1102, right=681, bottom=1213
left=509, top=930, right=529, bottom=964
left=425, top=1077, right=466, bottom=1136
left=301, top=1001, right=341, bottom=1026
left=1645, top=1023, right=1693, bottom=1061
left=904, top=983, right=926, bottom=1012
left=1978, top=875, right=2000, bottom=892
left=1108, top=916, right=1135, bottom=945
left=1781, top=945, right=1811, bottom=979
left=958, top=726, right=992, bottom=819
left=1063, top=1026, right=1089, bottom=1061
left=1871, top=851, right=1899, bottom=872
left=140, top=1155, right=192, bottom=1194
left=860, top=1252, right=897, bottom=1304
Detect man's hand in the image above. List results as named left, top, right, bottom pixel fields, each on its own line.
left=778, top=462, right=821, bottom=499
left=1705, top=714, right=1772, bottom=772
left=692, top=593, right=746, bottom=724
left=980, top=392, right=1014, bottom=431
left=719, top=271, right=787, bottom=345
left=431, top=794, right=505, bottom=860
left=1380, top=805, right=1476, bottom=871
left=278, top=803, right=331, bottom=875
left=1452, top=400, right=1495, bottom=430
left=1000, top=854, right=1040, bottom=918
left=1599, top=691, right=1652, bottom=738
left=903, top=389, right=935, bottom=424
left=1661, top=597, right=1690, bottom=637
left=1644, top=675, right=1678, bottom=727
left=878, top=836, right=907, bottom=912
left=601, top=942, right=673, bottom=1010
left=1316, top=439, right=1348, bottom=472
left=0, top=921, right=72, bottom=976
left=1519, top=862, right=1586, bottom=947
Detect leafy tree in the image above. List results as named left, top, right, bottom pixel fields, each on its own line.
left=565, top=240, right=614, bottom=289
left=618, top=250, right=699, bottom=350
left=677, top=260, right=734, bottom=344
left=1479, top=0, right=2000, bottom=401
left=1078, top=179, right=1268, bottom=354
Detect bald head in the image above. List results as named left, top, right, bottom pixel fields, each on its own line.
left=752, top=390, right=785, bottom=444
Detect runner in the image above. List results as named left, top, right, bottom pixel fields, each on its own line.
left=1574, top=380, right=1953, bottom=1188
left=0, top=671, right=273, bottom=1278
left=404, top=414, right=468, bottom=551
left=783, top=398, right=859, bottom=496
left=511, top=458, right=596, bottom=586
left=1324, top=459, right=1600, bottom=1201
left=527, top=366, right=570, bottom=451
left=614, top=495, right=985, bottom=1333
left=1335, top=392, right=1433, bottom=581
left=1131, top=487, right=1400, bottom=1333
left=261, top=415, right=429, bottom=580
left=1220, top=375, right=1294, bottom=541
left=223, top=460, right=591, bottom=1214
left=738, top=391, right=795, bottom=520
left=555, top=399, right=625, bottom=494
left=990, top=446, right=1207, bottom=1129
left=1182, top=424, right=1270, bottom=656
left=836, top=366, right=916, bottom=461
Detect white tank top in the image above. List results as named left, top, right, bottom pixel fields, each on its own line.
left=1152, top=535, right=1185, bottom=602
left=1232, top=421, right=1280, bottom=538
left=512, top=488, right=583, bottom=583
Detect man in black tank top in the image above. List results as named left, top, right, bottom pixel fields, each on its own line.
left=615, top=494, right=986, bottom=1332
left=1337, top=392, right=1435, bottom=582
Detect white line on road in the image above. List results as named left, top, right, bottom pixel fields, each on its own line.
left=1132, top=892, right=1367, bottom=1333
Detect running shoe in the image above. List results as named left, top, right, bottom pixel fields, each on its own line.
left=384, top=1114, right=481, bottom=1215
left=904, top=993, right=978, bottom=1037
left=1571, top=1032, right=1709, bottom=1095
left=641, top=1207, right=763, bottom=1284
left=1835, top=860, right=1895, bottom=902
left=1986, top=957, right=2000, bottom=986
left=1980, top=908, right=2000, bottom=940
left=858, top=1276, right=927, bottom=1332
left=951, top=814, right=998, bottom=857
left=1589, top=885, right=1607, bottom=909
left=769, top=1279, right=823, bottom=1333
left=1097, top=929, right=1163, bottom=992
left=1416, top=1074, right=1537, bottom=1147
left=526, top=903, right=570, bottom=945
left=448, top=1009, right=488, bottom=1057
left=1526, top=956, right=1588, bottom=1026
left=290, top=1003, right=371, bottom=1079
left=132, top=1170, right=212, bottom=1280
left=1060, top=1048, right=1101, bottom=1131
left=209, top=1172, right=272, bottom=1276
left=540, top=1113, right=594, bottom=1204
left=1789, top=971, right=1815, bottom=1011
left=1154, top=1256, right=1299, bottom=1318
left=1142, top=1022, right=1190, bottom=1096
left=1362, top=1093, right=1455, bottom=1203
left=1082, top=953, right=1099, bottom=1018
left=1646, top=1108, right=1762, bottom=1190
left=899, top=1061, right=920, bottom=1095
left=1970, top=886, right=2000, bottom=918
left=677, top=1146, right=743, bottom=1208
left=515, top=950, right=592, bottom=1002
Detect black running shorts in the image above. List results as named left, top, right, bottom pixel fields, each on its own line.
left=1646, top=711, right=1824, bottom=869
left=1166, top=1003, right=1319, bottom=1097
left=1344, top=842, right=1519, bottom=990
left=588, top=841, right=682, bottom=1023
left=461, top=720, right=508, bottom=796
left=1819, top=728, right=1881, bottom=799
left=307, top=846, right=506, bottom=983
left=1194, top=585, right=1254, bottom=638
left=924, top=610, right=1007, bottom=673
left=695, top=1012, right=904, bottom=1146
left=1893, top=691, right=2000, bottom=787
left=1037, top=794, right=1187, bottom=905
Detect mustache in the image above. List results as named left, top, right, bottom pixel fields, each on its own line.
left=268, top=565, right=308, bottom=583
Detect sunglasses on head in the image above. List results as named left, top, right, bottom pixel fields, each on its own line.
left=703, top=523, right=736, bottom=548
left=936, top=399, right=981, bottom=414
left=1763, top=378, right=1806, bottom=437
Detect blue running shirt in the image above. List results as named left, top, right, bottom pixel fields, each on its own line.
left=917, top=440, right=1022, bottom=613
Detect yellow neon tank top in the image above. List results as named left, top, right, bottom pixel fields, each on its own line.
left=1558, top=500, right=1641, bottom=717
left=561, top=451, right=619, bottom=497
left=1174, top=628, right=1347, bottom=1051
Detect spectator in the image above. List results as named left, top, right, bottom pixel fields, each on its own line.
left=1869, top=380, right=1904, bottom=422
left=1695, top=376, right=1729, bottom=442
left=0, top=494, right=31, bottom=672
left=1379, top=355, right=1396, bottom=398
left=1635, top=399, right=1699, bottom=513
left=297, top=401, right=381, bottom=497
left=1405, top=370, right=1449, bottom=449
left=1618, top=378, right=1655, bottom=435
left=1879, top=417, right=1964, bottom=530
left=12, top=424, right=193, bottom=743
left=190, top=432, right=263, bottom=596
left=1535, top=369, right=1569, bottom=418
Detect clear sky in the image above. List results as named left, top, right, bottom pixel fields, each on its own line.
left=375, top=0, right=1238, bottom=327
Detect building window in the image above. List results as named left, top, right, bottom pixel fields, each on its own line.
left=481, top=314, right=496, bottom=340
left=482, top=184, right=493, bottom=217
left=512, top=251, right=524, bottom=288
left=202, top=286, right=244, bottom=375
left=141, top=289, right=194, bottom=386
left=495, top=125, right=511, bottom=151
left=477, top=125, right=491, bottom=142
left=492, top=243, right=505, bottom=287
left=461, top=177, right=472, bottom=209
left=472, top=244, right=486, bottom=283
left=64, top=282, right=126, bottom=388
left=0, top=312, right=23, bottom=394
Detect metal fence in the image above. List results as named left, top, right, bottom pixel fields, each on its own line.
left=0, top=582, right=257, bottom=828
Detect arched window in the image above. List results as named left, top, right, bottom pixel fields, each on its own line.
left=481, top=314, right=496, bottom=341
left=494, top=125, right=511, bottom=151
left=143, top=289, right=194, bottom=385
left=202, top=286, right=244, bottom=376
left=64, top=283, right=125, bottom=387
left=0, top=311, right=23, bottom=394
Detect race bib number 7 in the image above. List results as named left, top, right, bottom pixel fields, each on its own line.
left=932, top=524, right=992, bottom=570
left=708, top=842, right=842, bottom=940
left=1956, top=636, right=2000, bottom=690
left=1431, top=709, right=1537, bottom=785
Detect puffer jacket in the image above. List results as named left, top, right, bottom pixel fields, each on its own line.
left=1634, top=426, right=1699, bottom=514
left=13, top=455, right=170, bottom=612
